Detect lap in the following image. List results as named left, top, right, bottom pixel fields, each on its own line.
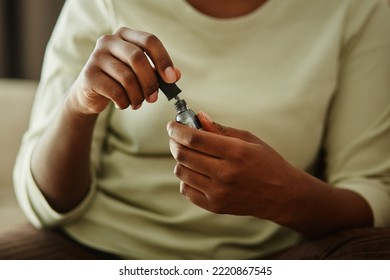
left=1, top=224, right=389, bottom=259
left=268, top=227, right=390, bottom=260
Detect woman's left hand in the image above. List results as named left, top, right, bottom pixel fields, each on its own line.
left=167, top=111, right=299, bottom=221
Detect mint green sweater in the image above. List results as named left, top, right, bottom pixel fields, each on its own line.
left=14, top=0, right=390, bottom=259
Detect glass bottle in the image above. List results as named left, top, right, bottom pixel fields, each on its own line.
left=174, top=96, right=202, bottom=129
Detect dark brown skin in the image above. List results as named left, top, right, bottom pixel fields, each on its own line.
left=186, top=0, right=268, bottom=18
left=31, top=0, right=373, bottom=238
left=31, top=27, right=181, bottom=213
left=30, top=1, right=265, bottom=214
left=167, top=112, right=373, bottom=238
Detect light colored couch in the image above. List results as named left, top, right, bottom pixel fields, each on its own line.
left=0, top=79, right=37, bottom=232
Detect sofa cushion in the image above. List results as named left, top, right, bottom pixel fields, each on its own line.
left=0, top=79, right=37, bottom=232
left=0, top=79, right=37, bottom=187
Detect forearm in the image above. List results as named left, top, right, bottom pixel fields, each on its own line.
left=31, top=94, right=98, bottom=213
left=274, top=169, right=374, bottom=238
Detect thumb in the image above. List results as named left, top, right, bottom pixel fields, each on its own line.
left=197, top=111, right=223, bottom=134
left=197, top=111, right=261, bottom=144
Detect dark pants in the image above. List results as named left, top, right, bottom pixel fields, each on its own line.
left=1, top=224, right=389, bottom=260
left=267, top=227, right=390, bottom=260
left=0, top=224, right=117, bottom=260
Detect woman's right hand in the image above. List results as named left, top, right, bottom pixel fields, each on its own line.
left=68, top=27, right=180, bottom=115
left=30, top=27, right=181, bottom=213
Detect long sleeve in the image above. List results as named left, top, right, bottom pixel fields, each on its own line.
left=10, top=0, right=390, bottom=259
left=13, top=0, right=113, bottom=227
left=325, top=0, right=390, bottom=227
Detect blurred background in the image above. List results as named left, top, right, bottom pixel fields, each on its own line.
left=0, top=0, right=65, bottom=79
left=0, top=0, right=64, bottom=232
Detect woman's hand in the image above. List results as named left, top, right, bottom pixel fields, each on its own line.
left=31, top=27, right=182, bottom=213
left=167, top=112, right=299, bottom=221
left=68, top=27, right=181, bottom=115
left=167, top=112, right=373, bottom=237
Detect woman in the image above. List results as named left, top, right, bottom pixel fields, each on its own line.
left=12, top=0, right=390, bottom=259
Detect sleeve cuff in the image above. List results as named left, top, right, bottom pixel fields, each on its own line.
left=16, top=143, right=96, bottom=228
left=26, top=169, right=96, bottom=227
left=336, top=179, right=390, bottom=227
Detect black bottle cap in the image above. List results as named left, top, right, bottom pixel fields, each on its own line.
left=156, top=73, right=182, bottom=100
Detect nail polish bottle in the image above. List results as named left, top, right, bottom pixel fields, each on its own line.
left=174, top=96, right=202, bottom=129
left=156, top=73, right=202, bottom=130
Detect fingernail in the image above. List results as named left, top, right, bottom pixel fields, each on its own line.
left=199, top=111, right=212, bottom=122
left=166, top=121, right=173, bottom=135
left=164, top=67, right=176, bottom=83
left=148, top=91, right=158, bottom=103
left=132, top=104, right=142, bottom=110
left=114, top=103, right=121, bottom=110
left=179, top=182, right=185, bottom=195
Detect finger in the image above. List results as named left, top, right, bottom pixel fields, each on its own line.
left=170, top=139, right=223, bottom=178
left=197, top=111, right=221, bottom=134
left=98, top=34, right=159, bottom=104
left=213, top=122, right=262, bottom=144
left=198, top=111, right=261, bottom=144
left=117, top=27, right=178, bottom=83
left=179, top=182, right=209, bottom=210
left=95, top=54, right=145, bottom=109
left=113, top=43, right=159, bottom=103
left=82, top=62, right=129, bottom=110
left=174, top=162, right=212, bottom=193
left=167, top=121, right=243, bottom=158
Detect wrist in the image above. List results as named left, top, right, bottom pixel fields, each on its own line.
left=64, top=89, right=99, bottom=124
left=273, top=168, right=373, bottom=237
left=263, top=165, right=306, bottom=224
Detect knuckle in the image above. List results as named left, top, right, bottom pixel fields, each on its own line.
left=241, top=130, right=254, bottom=140
left=88, top=48, right=106, bottom=66
left=216, top=124, right=230, bottom=135
left=120, top=70, right=137, bottom=88
left=174, top=146, right=187, bottom=163
left=242, top=131, right=261, bottom=144
left=173, top=163, right=184, bottom=178
left=217, top=167, right=237, bottom=184
left=128, top=48, right=146, bottom=63
left=82, top=64, right=96, bottom=79
left=96, top=34, right=112, bottom=47
left=184, top=133, right=202, bottom=148
left=230, top=142, right=249, bottom=162
left=143, top=80, right=159, bottom=96
left=110, top=86, right=125, bottom=101
left=116, top=26, right=129, bottom=35
left=170, top=140, right=187, bottom=163
left=142, top=33, right=159, bottom=48
left=205, top=185, right=229, bottom=214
